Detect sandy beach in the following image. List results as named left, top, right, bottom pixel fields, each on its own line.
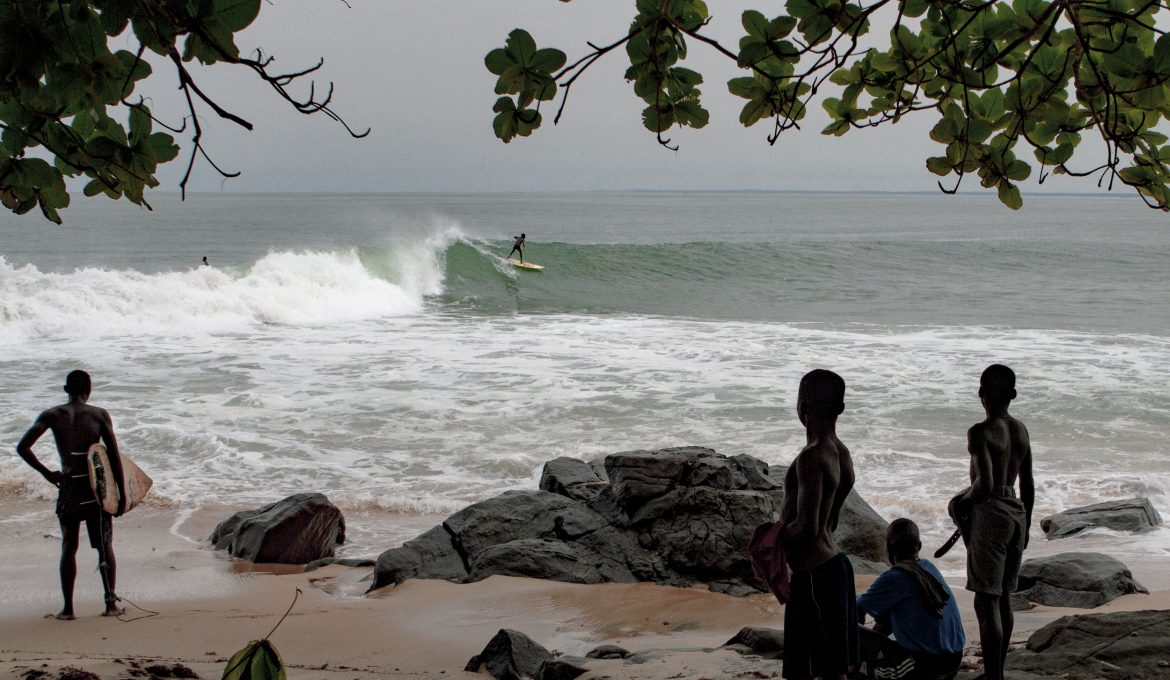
left=1, top=495, right=1166, bottom=680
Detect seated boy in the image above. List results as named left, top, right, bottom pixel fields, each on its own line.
left=856, top=519, right=965, bottom=680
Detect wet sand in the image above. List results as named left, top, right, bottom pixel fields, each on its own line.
left=1, top=497, right=1166, bottom=680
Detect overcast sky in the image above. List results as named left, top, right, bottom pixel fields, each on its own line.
left=132, top=1, right=1073, bottom=195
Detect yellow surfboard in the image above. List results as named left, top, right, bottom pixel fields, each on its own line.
left=507, top=258, right=544, bottom=271
left=87, top=443, right=153, bottom=515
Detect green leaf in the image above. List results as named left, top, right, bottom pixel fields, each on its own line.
left=997, top=182, right=1023, bottom=209
left=213, top=0, right=261, bottom=32
left=926, top=156, right=952, bottom=176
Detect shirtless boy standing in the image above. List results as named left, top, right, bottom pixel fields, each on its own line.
left=16, top=370, right=126, bottom=619
left=951, top=364, right=1034, bottom=680
left=779, top=369, right=858, bottom=680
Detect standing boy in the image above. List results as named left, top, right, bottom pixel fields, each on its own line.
left=779, top=369, right=858, bottom=680
left=951, top=364, right=1033, bottom=680
left=16, top=370, right=126, bottom=619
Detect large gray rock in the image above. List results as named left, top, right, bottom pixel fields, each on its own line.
left=369, top=447, right=889, bottom=596
left=1040, top=498, right=1163, bottom=539
left=209, top=492, right=345, bottom=564
left=1007, top=609, right=1170, bottom=679
left=1015, top=552, right=1148, bottom=609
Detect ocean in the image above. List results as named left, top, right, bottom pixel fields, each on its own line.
left=2, top=191, right=1168, bottom=575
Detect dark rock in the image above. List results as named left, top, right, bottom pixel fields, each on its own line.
left=444, top=490, right=608, bottom=559
left=724, top=626, right=785, bottom=657
left=540, top=457, right=609, bottom=503
left=573, top=526, right=667, bottom=582
left=642, top=486, right=774, bottom=579
left=304, top=556, right=376, bottom=572
left=469, top=539, right=607, bottom=584
left=605, top=448, right=700, bottom=508
left=730, top=454, right=777, bottom=491
left=209, top=493, right=345, bottom=564
left=1041, top=498, right=1163, bottom=539
left=585, top=644, right=630, bottom=659
left=1007, top=609, right=1170, bottom=679
left=537, top=658, right=590, bottom=680
left=1015, top=552, right=1148, bottom=609
left=370, top=525, right=468, bottom=590
left=466, top=629, right=553, bottom=680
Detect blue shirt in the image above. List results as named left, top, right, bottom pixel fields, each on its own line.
left=857, top=559, right=965, bottom=655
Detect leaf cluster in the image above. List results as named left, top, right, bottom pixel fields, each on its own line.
left=486, top=0, right=1170, bottom=209
left=1, top=0, right=362, bottom=223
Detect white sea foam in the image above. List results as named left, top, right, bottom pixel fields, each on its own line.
left=0, top=238, right=455, bottom=345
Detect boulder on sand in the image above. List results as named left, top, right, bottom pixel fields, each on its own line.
left=209, top=492, right=345, bottom=564
left=1040, top=498, right=1163, bottom=539
left=1014, top=552, right=1148, bottom=609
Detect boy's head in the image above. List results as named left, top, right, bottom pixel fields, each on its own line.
left=64, top=370, right=92, bottom=398
left=886, top=517, right=922, bottom=564
left=979, top=364, right=1016, bottom=403
left=797, top=369, right=845, bottom=423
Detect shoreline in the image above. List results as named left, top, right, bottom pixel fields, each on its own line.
left=1, top=498, right=1167, bottom=679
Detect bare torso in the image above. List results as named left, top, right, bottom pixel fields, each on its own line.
left=968, top=414, right=1029, bottom=493
left=38, top=402, right=113, bottom=476
left=780, top=437, right=854, bottom=571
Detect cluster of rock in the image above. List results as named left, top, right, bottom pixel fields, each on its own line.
left=368, top=446, right=889, bottom=595
left=1007, top=496, right=1163, bottom=611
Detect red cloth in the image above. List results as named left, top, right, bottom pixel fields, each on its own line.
left=748, top=520, right=790, bottom=604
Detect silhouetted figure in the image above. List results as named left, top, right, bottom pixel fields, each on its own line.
left=857, top=518, right=965, bottom=680
left=507, top=233, right=526, bottom=262
left=202, top=256, right=210, bottom=267
left=949, top=364, right=1034, bottom=680
left=779, top=369, right=858, bottom=680
left=17, top=370, right=126, bottom=619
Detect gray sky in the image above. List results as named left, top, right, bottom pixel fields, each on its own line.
left=133, top=1, right=1054, bottom=195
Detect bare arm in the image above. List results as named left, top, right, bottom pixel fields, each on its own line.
left=16, top=418, right=61, bottom=486
left=100, top=409, right=127, bottom=515
left=962, top=425, right=994, bottom=510
left=1019, top=436, right=1034, bottom=548
left=782, top=452, right=824, bottom=544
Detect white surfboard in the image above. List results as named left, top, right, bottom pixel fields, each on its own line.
left=507, top=258, right=544, bottom=271
left=87, top=443, right=153, bottom=515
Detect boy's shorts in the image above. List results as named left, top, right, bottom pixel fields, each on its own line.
left=965, top=496, right=1027, bottom=596
left=783, top=552, right=859, bottom=678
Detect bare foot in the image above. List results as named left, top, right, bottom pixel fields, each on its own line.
left=53, top=610, right=76, bottom=620
left=103, top=595, right=124, bottom=617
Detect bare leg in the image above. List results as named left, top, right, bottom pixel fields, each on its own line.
left=56, top=520, right=80, bottom=620
left=98, top=518, right=123, bottom=617
left=975, top=593, right=1005, bottom=680
left=999, top=591, right=1015, bottom=668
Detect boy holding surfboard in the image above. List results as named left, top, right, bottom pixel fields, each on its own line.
left=16, top=370, right=126, bottom=619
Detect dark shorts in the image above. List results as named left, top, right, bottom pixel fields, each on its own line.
left=859, top=627, right=962, bottom=680
left=57, top=475, right=111, bottom=550
left=783, top=552, right=859, bottom=678
left=965, top=497, right=1026, bottom=596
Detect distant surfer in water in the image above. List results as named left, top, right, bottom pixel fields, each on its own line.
left=16, top=370, right=126, bottom=619
left=507, top=233, right=526, bottom=262
left=202, top=256, right=210, bottom=267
